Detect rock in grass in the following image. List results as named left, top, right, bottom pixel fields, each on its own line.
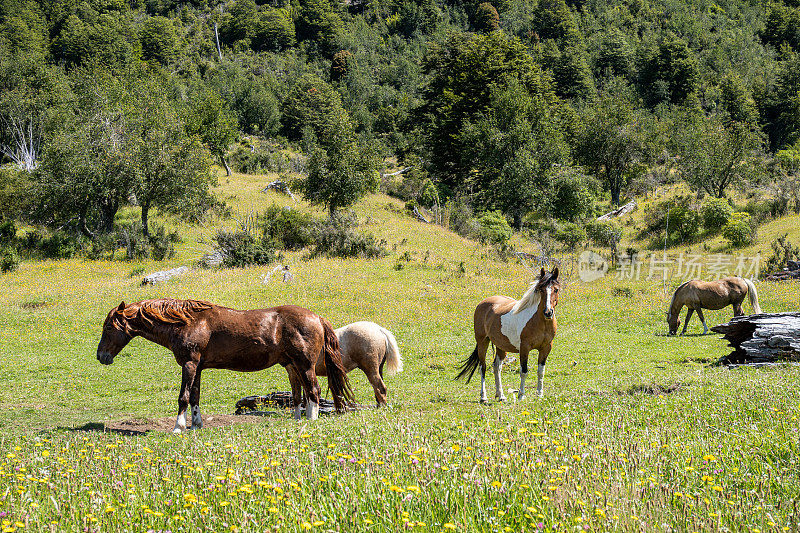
left=141, top=266, right=189, bottom=286
left=711, top=312, right=800, bottom=365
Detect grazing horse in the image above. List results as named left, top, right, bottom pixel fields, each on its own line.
left=456, top=268, right=560, bottom=402
left=332, top=322, right=403, bottom=406
left=667, top=277, right=762, bottom=335
left=96, top=299, right=355, bottom=431
left=292, top=322, right=403, bottom=409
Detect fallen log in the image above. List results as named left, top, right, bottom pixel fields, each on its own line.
left=711, top=312, right=800, bottom=365
left=262, top=180, right=297, bottom=201
left=765, top=270, right=800, bottom=281
left=597, top=200, right=637, bottom=221
left=141, top=266, right=189, bottom=285
left=235, top=392, right=367, bottom=415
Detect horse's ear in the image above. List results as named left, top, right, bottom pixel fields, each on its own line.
left=117, top=301, right=126, bottom=312
left=540, top=267, right=546, bottom=279
left=552, top=267, right=559, bottom=280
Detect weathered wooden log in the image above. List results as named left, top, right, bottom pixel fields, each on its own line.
left=234, top=392, right=366, bottom=415
left=262, top=180, right=297, bottom=201
left=711, top=312, right=800, bottom=365
left=412, top=206, right=431, bottom=224
left=597, top=200, right=637, bottom=221
left=766, top=270, right=800, bottom=281
left=141, top=266, right=189, bottom=286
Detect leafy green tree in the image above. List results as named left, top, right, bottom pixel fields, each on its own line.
left=208, top=61, right=281, bottom=135
left=575, top=86, right=654, bottom=205
left=720, top=72, right=758, bottom=126
left=253, top=8, right=295, bottom=51
left=595, top=29, right=634, bottom=79
left=672, top=110, right=765, bottom=199
left=183, top=84, right=238, bottom=176
left=418, top=31, right=557, bottom=193
left=474, top=3, right=500, bottom=33
left=302, top=112, right=379, bottom=216
left=762, top=3, right=800, bottom=52
left=281, top=74, right=346, bottom=140
left=125, top=76, right=215, bottom=236
left=640, top=37, right=700, bottom=106
left=460, top=78, right=569, bottom=227
left=140, top=15, right=180, bottom=64
left=760, top=52, right=800, bottom=151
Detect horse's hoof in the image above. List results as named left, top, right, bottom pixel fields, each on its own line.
left=518, top=394, right=525, bottom=401
left=497, top=396, right=507, bottom=402
left=172, top=428, right=183, bottom=434
left=480, top=398, right=488, bottom=405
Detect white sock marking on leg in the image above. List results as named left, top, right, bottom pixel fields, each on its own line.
left=173, top=412, right=186, bottom=433
left=519, top=371, right=527, bottom=400
left=306, top=400, right=319, bottom=421
left=494, top=357, right=506, bottom=400
left=537, top=364, right=546, bottom=398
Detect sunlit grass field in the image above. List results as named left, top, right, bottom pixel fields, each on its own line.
left=0, top=173, right=798, bottom=532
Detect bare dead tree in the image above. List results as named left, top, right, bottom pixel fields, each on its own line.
left=1, top=115, right=41, bottom=171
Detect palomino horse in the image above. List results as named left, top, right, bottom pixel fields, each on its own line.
left=96, top=299, right=355, bottom=430
left=667, top=277, right=762, bottom=335
left=292, top=322, right=403, bottom=409
left=456, top=268, right=560, bottom=402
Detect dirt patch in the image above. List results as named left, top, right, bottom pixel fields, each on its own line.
left=74, top=413, right=273, bottom=436
left=19, top=300, right=50, bottom=310
left=617, top=383, right=685, bottom=396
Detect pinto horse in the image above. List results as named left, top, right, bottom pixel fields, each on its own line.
left=667, top=277, right=762, bottom=335
left=96, top=299, right=355, bottom=431
left=456, top=268, right=560, bottom=402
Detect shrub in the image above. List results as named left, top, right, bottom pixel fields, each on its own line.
left=764, top=234, right=800, bottom=273
left=550, top=170, right=595, bottom=222
left=447, top=198, right=480, bottom=239
left=309, top=216, right=387, bottom=259
left=228, top=144, right=289, bottom=174
left=21, top=230, right=81, bottom=259
left=701, top=197, right=734, bottom=232
left=0, top=219, right=16, bottom=247
left=148, top=225, right=180, bottom=261
left=666, top=205, right=701, bottom=244
left=586, top=220, right=622, bottom=249
left=722, top=212, right=756, bottom=247
left=477, top=211, right=512, bottom=246
left=556, top=222, right=587, bottom=250
left=0, top=247, right=20, bottom=273
left=215, top=229, right=278, bottom=268
left=117, top=222, right=179, bottom=261
left=261, top=205, right=315, bottom=250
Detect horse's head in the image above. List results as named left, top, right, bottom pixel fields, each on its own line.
left=537, top=267, right=560, bottom=320
left=97, top=301, right=133, bottom=365
left=666, top=309, right=679, bottom=336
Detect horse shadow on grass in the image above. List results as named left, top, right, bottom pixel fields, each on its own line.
left=65, top=422, right=149, bottom=437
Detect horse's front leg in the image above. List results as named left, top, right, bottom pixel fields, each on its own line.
left=174, top=361, right=198, bottom=433
left=680, top=309, right=694, bottom=336
left=517, top=350, right=530, bottom=401
left=536, top=344, right=552, bottom=398
left=189, top=367, right=203, bottom=429
left=493, top=347, right=507, bottom=402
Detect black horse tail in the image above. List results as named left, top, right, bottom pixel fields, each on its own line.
left=322, top=318, right=356, bottom=413
left=455, top=347, right=481, bottom=383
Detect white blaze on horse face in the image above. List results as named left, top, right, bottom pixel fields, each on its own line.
left=306, top=400, right=319, bottom=421
left=544, top=287, right=553, bottom=316
left=500, top=300, right=539, bottom=351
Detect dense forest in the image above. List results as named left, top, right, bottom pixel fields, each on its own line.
left=2, top=0, right=800, bottom=266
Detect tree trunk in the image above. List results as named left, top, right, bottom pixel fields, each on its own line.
left=141, top=201, right=150, bottom=238
left=79, top=207, right=95, bottom=239
left=220, top=152, right=232, bottom=176
left=100, top=195, right=120, bottom=233
left=711, top=312, right=800, bottom=365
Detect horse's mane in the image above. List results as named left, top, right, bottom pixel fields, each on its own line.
left=510, top=282, right=541, bottom=314
left=117, top=299, right=214, bottom=327
left=667, top=280, right=691, bottom=317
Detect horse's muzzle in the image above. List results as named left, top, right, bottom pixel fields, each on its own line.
left=97, top=352, right=114, bottom=365
left=543, top=311, right=554, bottom=320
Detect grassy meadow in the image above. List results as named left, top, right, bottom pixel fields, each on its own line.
left=0, top=173, right=799, bottom=532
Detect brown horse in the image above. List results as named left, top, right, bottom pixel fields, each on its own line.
left=456, top=268, right=560, bottom=402
left=667, top=277, right=762, bottom=335
left=96, top=299, right=355, bottom=431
